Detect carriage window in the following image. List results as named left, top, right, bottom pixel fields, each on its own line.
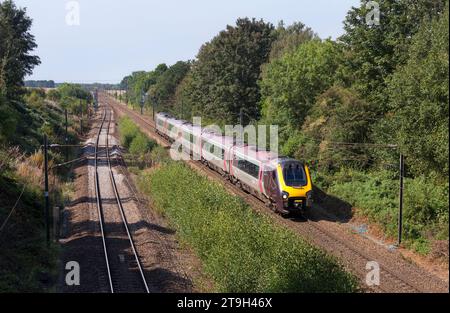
left=235, top=156, right=259, bottom=179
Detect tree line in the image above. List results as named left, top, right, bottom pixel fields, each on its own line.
left=120, top=0, right=449, bottom=251
left=121, top=1, right=448, bottom=179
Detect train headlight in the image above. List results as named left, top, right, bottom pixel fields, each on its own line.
left=282, top=191, right=289, bottom=201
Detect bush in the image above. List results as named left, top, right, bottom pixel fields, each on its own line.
left=129, top=133, right=155, bottom=156
left=118, top=117, right=139, bottom=149
left=138, top=161, right=358, bottom=292
left=325, top=169, right=449, bottom=254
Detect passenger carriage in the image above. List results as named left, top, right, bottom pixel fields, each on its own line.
left=153, top=112, right=313, bottom=215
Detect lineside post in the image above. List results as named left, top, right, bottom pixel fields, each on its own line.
left=398, top=153, right=404, bottom=246
left=65, top=109, right=68, bottom=162
left=43, top=134, right=50, bottom=246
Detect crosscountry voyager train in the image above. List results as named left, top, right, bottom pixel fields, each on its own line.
left=155, top=112, right=313, bottom=215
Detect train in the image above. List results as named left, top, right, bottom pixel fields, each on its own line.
left=155, top=112, right=313, bottom=215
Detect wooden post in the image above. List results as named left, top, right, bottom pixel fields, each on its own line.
left=43, top=135, right=50, bottom=246
left=398, top=154, right=404, bottom=246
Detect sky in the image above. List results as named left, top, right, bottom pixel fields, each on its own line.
left=13, top=0, right=360, bottom=84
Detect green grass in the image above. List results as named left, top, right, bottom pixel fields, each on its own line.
left=119, top=117, right=156, bottom=156
left=138, top=160, right=358, bottom=293
left=0, top=171, right=58, bottom=292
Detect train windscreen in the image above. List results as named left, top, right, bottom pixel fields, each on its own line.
left=282, top=163, right=307, bottom=187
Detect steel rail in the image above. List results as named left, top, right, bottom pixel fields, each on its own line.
left=104, top=110, right=150, bottom=293
left=93, top=110, right=114, bottom=293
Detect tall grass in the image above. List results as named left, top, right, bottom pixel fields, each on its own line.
left=118, top=117, right=155, bottom=156
left=138, top=161, right=358, bottom=292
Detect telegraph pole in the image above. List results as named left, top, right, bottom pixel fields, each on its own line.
left=80, top=99, right=83, bottom=134
left=398, top=153, right=405, bottom=246
left=65, top=109, right=68, bottom=162
left=43, top=134, right=50, bottom=246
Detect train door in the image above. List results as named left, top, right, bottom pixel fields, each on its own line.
left=263, top=167, right=282, bottom=211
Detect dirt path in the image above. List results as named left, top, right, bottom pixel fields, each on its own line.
left=58, top=102, right=210, bottom=293
left=108, top=94, right=449, bottom=293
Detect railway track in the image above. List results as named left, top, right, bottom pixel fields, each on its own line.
left=94, top=109, right=149, bottom=293
left=112, top=146, right=194, bottom=292
left=108, top=96, right=447, bottom=293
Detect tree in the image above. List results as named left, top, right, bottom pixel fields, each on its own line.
left=259, top=39, right=344, bottom=143
left=299, top=86, right=375, bottom=171
left=0, top=0, right=40, bottom=100
left=339, top=0, right=447, bottom=112
left=121, top=64, right=168, bottom=107
left=385, top=3, right=449, bottom=177
left=269, top=21, right=317, bottom=61
left=0, top=91, right=17, bottom=143
left=181, top=18, right=276, bottom=125
left=148, top=61, right=191, bottom=114
left=0, top=0, right=40, bottom=143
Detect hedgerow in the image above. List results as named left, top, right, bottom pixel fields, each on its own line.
left=320, top=169, right=449, bottom=255
left=138, top=161, right=358, bottom=292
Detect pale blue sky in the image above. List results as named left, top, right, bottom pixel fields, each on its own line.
left=14, top=0, right=360, bottom=83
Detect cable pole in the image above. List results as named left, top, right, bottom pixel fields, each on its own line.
left=152, top=97, right=157, bottom=121
left=65, top=109, right=68, bottom=162
left=398, top=153, right=405, bottom=246
left=43, top=134, right=50, bottom=246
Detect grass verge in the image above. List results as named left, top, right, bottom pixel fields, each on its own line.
left=137, top=157, right=358, bottom=292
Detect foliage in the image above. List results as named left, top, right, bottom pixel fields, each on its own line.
left=149, top=61, right=191, bottom=116
left=383, top=3, right=449, bottom=177
left=0, top=175, right=58, bottom=292
left=118, top=117, right=139, bottom=149
left=269, top=21, right=317, bottom=61
left=299, top=86, right=375, bottom=171
left=118, top=116, right=155, bottom=156
left=0, top=92, right=18, bottom=144
left=259, top=39, right=344, bottom=143
left=178, top=18, right=276, bottom=125
left=138, top=161, right=358, bottom=292
left=129, top=133, right=155, bottom=156
left=120, top=64, right=168, bottom=107
left=324, top=169, right=449, bottom=254
left=339, top=0, right=447, bottom=111
left=0, top=0, right=40, bottom=100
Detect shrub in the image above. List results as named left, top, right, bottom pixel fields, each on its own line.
left=325, top=169, right=449, bottom=254
left=118, top=117, right=139, bottom=149
left=129, top=133, right=155, bottom=156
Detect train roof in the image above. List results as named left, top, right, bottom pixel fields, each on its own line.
left=201, top=131, right=236, bottom=147
left=234, top=145, right=280, bottom=163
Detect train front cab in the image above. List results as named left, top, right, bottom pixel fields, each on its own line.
left=264, top=159, right=313, bottom=215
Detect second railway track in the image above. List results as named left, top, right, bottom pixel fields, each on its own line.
left=94, top=109, right=149, bottom=293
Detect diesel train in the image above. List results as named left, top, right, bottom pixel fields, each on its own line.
left=155, top=112, right=313, bottom=215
